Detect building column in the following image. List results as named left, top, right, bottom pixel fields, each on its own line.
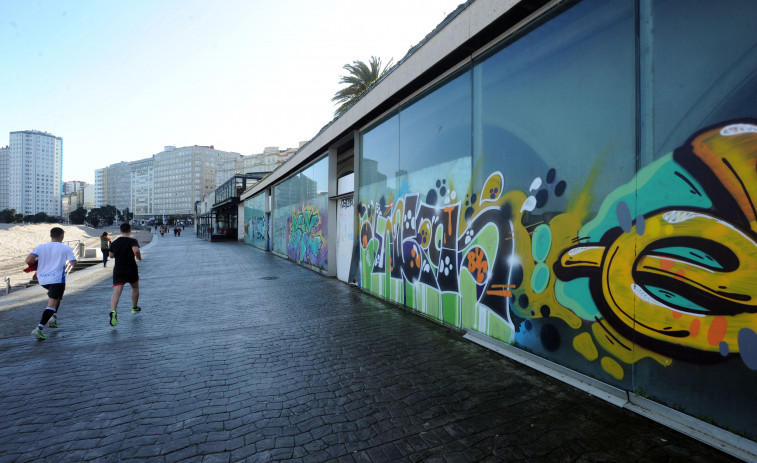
left=327, top=146, right=338, bottom=277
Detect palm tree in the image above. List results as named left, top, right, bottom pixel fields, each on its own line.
left=332, top=56, right=394, bottom=116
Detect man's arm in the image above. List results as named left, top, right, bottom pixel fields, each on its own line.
left=25, top=254, right=37, bottom=266
left=67, top=247, right=77, bottom=265
left=132, top=246, right=142, bottom=261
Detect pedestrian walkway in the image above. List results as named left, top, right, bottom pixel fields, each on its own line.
left=0, top=234, right=742, bottom=462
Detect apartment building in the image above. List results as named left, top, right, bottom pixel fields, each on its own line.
left=153, top=145, right=241, bottom=218
left=215, top=145, right=300, bottom=186
left=63, top=180, right=87, bottom=195
left=130, top=157, right=154, bottom=221
left=0, top=145, right=8, bottom=210
left=7, top=130, right=63, bottom=216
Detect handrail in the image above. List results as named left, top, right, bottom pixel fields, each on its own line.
left=63, top=239, right=85, bottom=260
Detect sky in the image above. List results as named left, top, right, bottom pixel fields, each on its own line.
left=0, top=0, right=465, bottom=183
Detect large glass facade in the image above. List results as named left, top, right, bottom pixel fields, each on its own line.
left=356, top=0, right=757, bottom=439
left=272, top=156, right=329, bottom=270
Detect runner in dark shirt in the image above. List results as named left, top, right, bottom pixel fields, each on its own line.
left=108, top=222, right=143, bottom=327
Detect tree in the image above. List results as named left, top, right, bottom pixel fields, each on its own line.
left=32, top=212, right=51, bottom=223
left=332, top=56, right=393, bottom=115
left=70, top=207, right=88, bottom=225
left=0, top=209, right=16, bottom=223
left=87, top=205, right=117, bottom=227
left=100, top=205, right=117, bottom=225
left=119, top=207, right=134, bottom=223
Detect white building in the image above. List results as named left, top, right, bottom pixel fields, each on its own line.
left=94, top=168, right=105, bottom=207
left=130, top=157, right=154, bottom=220
left=95, top=161, right=131, bottom=212
left=63, top=180, right=87, bottom=195
left=8, top=130, right=63, bottom=216
left=82, top=184, right=94, bottom=210
left=216, top=145, right=300, bottom=186
left=0, top=145, right=8, bottom=211
left=153, top=145, right=241, bottom=217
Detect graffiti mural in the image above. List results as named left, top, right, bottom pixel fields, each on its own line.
left=243, top=193, right=267, bottom=250
left=287, top=205, right=327, bottom=269
left=359, top=120, right=757, bottom=380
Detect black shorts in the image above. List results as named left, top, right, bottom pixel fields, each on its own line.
left=113, top=273, right=139, bottom=286
left=41, top=283, right=66, bottom=299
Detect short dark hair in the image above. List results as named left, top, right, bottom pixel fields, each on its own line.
left=50, top=227, right=64, bottom=239
left=120, top=222, right=131, bottom=233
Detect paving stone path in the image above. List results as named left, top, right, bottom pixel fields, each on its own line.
left=0, top=233, right=741, bottom=462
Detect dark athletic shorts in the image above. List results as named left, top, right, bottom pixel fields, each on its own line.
left=113, top=274, right=139, bottom=287
left=41, top=283, right=66, bottom=299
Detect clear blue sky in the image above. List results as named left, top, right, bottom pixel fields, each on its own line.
left=0, top=0, right=464, bottom=183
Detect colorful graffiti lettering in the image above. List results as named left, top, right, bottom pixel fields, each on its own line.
left=250, top=217, right=266, bottom=241
left=359, top=119, right=757, bottom=379
left=288, top=205, right=327, bottom=269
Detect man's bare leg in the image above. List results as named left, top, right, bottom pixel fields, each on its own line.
left=130, top=281, right=140, bottom=310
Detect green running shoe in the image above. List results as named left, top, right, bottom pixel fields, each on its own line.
left=48, top=316, right=58, bottom=328
left=110, top=309, right=118, bottom=327
left=32, top=327, right=46, bottom=340
left=131, top=306, right=142, bottom=314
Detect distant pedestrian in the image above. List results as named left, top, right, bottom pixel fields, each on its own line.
left=100, top=231, right=112, bottom=267
left=177, top=227, right=181, bottom=237
left=160, top=226, right=165, bottom=237
left=173, top=227, right=178, bottom=237
left=109, top=222, right=143, bottom=326
left=27, top=227, right=78, bottom=341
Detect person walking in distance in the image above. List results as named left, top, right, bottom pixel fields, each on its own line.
left=28, top=227, right=78, bottom=340
left=100, top=231, right=112, bottom=267
left=109, top=222, right=143, bottom=326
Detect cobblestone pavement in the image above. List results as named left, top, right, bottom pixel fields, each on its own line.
left=0, top=233, right=742, bottom=462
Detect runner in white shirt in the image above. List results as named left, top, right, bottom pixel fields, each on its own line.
left=27, top=227, right=77, bottom=341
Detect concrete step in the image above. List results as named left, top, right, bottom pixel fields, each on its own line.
left=25, top=260, right=103, bottom=287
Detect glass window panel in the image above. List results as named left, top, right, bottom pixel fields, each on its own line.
left=644, top=0, right=757, bottom=159
left=473, top=0, right=635, bottom=224
left=399, top=72, right=471, bottom=177
left=244, top=193, right=267, bottom=250
left=634, top=0, right=757, bottom=439
left=271, top=156, right=329, bottom=270
left=360, top=114, right=399, bottom=201
left=471, top=0, right=636, bottom=383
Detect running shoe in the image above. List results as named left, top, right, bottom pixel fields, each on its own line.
left=32, top=327, right=46, bottom=340
left=131, top=306, right=142, bottom=314
left=110, top=309, right=118, bottom=327
left=48, top=316, right=58, bottom=328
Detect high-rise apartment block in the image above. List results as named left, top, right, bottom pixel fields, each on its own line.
left=96, top=161, right=131, bottom=212
left=7, top=130, right=63, bottom=216
left=130, top=157, right=154, bottom=220
left=95, top=145, right=243, bottom=221
left=215, top=145, right=300, bottom=186
left=153, top=145, right=241, bottom=217
left=0, top=145, right=8, bottom=211
left=63, top=180, right=87, bottom=195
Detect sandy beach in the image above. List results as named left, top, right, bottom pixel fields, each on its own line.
left=0, top=224, right=153, bottom=294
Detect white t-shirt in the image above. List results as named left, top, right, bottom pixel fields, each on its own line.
left=30, top=242, right=77, bottom=285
